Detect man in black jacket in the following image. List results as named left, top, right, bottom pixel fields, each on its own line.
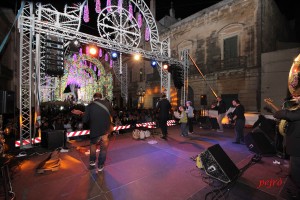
left=231, top=99, right=245, bottom=144
left=73, top=93, right=113, bottom=172
left=274, top=107, right=300, bottom=199
left=156, top=94, right=171, bottom=140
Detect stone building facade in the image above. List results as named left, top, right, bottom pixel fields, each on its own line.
left=151, top=0, right=294, bottom=112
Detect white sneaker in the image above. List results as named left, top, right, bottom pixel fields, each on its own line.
left=98, top=165, right=104, bottom=172
left=217, top=129, right=223, bottom=132
left=60, top=148, right=69, bottom=153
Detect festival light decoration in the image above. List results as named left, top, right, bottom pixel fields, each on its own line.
left=95, top=0, right=101, bottom=13
left=62, top=54, right=114, bottom=101
left=118, top=0, right=123, bottom=13
left=86, top=46, right=89, bottom=55
left=107, top=0, right=112, bottom=12
left=145, top=27, right=150, bottom=41
left=73, top=53, right=77, bottom=61
left=83, top=4, right=90, bottom=23
left=99, top=48, right=103, bottom=58
left=138, top=13, right=142, bottom=28
left=128, top=3, right=133, bottom=20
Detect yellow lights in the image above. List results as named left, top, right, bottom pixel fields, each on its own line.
left=163, top=63, right=169, bottom=70
left=89, top=46, right=98, bottom=56
left=133, top=53, right=141, bottom=61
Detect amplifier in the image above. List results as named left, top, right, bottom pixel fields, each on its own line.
left=41, top=130, right=64, bottom=150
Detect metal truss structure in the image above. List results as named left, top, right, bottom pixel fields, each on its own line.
left=17, top=0, right=182, bottom=148
left=181, top=49, right=189, bottom=105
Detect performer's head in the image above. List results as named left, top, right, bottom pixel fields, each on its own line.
left=93, top=92, right=102, bottom=100
left=186, top=101, right=192, bottom=106
left=161, top=94, right=167, bottom=99
left=217, top=96, right=222, bottom=101
left=232, top=99, right=240, bottom=106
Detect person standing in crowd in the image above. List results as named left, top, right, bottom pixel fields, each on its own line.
left=185, top=101, right=194, bottom=134
left=231, top=99, right=245, bottom=144
left=156, top=94, right=171, bottom=140
left=211, top=96, right=226, bottom=132
left=72, top=92, right=113, bottom=172
left=274, top=102, right=300, bottom=199
left=176, top=106, right=188, bottom=137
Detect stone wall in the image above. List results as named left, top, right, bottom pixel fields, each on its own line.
left=156, top=0, right=291, bottom=112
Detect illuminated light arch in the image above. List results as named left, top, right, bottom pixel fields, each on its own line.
left=61, top=54, right=113, bottom=101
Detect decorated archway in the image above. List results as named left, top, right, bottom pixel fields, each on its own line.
left=60, top=54, right=113, bottom=102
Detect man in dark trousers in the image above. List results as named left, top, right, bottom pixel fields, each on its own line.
left=156, top=94, right=171, bottom=140
left=72, top=92, right=113, bottom=172
left=211, top=96, right=226, bottom=132
left=231, top=99, right=245, bottom=144
left=274, top=105, right=300, bottom=199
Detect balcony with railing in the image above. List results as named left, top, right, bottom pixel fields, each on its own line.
left=189, top=56, right=247, bottom=75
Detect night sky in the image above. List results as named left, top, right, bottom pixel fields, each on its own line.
left=1, top=0, right=298, bottom=20
left=1, top=0, right=299, bottom=39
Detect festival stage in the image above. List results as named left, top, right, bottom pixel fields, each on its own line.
left=5, top=125, right=294, bottom=200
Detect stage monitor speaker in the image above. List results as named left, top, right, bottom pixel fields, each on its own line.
left=41, top=130, right=64, bottom=150
left=245, top=129, right=276, bottom=155
left=200, top=144, right=240, bottom=183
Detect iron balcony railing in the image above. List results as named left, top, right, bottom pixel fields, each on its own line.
left=189, top=56, right=247, bottom=75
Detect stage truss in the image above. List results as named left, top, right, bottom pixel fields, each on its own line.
left=17, top=0, right=184, bottom=149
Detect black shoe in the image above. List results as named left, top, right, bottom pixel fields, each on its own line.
left=232, top=141, right=240, bottom=144
left=161, top=136, right=167, bottom=140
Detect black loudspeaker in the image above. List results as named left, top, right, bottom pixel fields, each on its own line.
left=0, top=91, right=15, bottom=114
left=200, top=95, right=207, bottom=105
left=200, top=144, right=240, bottom=183
left=41, top=130, right=64, bottom=150
left=245, top=129, right=276, bottom=155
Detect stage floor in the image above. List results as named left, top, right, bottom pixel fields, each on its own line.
left=6, top=125, right=294, bottom=200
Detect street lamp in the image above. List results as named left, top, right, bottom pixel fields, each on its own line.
left=136, top=87, right=146, bottom=109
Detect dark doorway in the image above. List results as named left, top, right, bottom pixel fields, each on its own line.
left=221, top=94, right=238, bottom=110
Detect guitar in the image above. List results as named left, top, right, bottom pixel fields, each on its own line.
left=263, top=98, right=287, bottom=136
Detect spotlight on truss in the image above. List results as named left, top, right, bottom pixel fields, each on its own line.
left=111, top=51, right=118, bottom=61
left=133, top=53, right=141, bottom=61
left=150, top=60, right=157, bottom=68
left=89, top=45, right=98, bottom=56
